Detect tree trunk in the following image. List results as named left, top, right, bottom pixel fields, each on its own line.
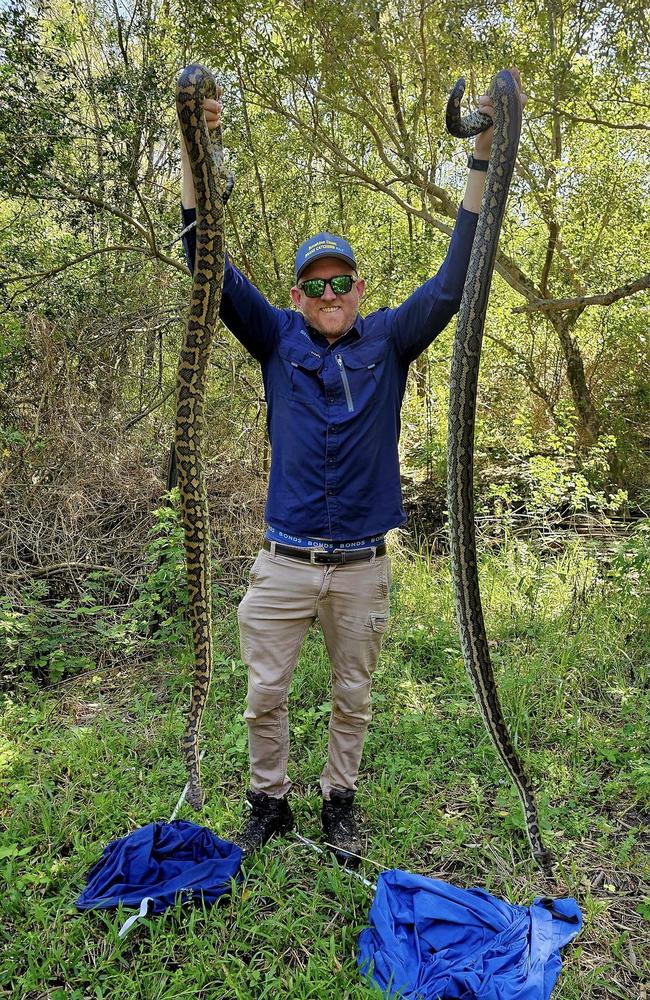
left=548, top=308, right=600, bottom=448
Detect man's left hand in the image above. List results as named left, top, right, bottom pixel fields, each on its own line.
left=472, top=67, right=527, bottom=160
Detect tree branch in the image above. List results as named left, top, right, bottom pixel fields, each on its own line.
left=512, top=273, right=650, bottom=313
left=1, top=245, right=156, bottom=284
left=484, top=330, right=557, bottom=415
left=4, top=561, right=127, bottom=582
left=1, top=245, right=162, bottom=306
left=122, top=384, right=175, bottom=431
left=236, top=58, right=282, bottom=283
left=552, top=105, right=650, bottom=131
left=12, top=157, right=189, bottom=277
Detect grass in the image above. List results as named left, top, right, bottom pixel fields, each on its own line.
left=1, top=533, right=649, bottom=998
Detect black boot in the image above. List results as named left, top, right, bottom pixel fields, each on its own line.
left=321, top=789, right=362, bottom=868
left=236, top=790, right=294, bottom=856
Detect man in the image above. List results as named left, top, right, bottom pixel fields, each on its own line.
left=180, top=71, right=526, bottom=865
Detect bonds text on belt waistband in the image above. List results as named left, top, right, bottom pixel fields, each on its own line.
left=265, top=525, right=385, bottom=553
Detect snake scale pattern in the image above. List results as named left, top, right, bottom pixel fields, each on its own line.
left=175, top=64, right=228, bottom=810
left=446, top=70, right=552, bottom=870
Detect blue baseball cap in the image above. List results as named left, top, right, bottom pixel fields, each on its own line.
left=295, top=232, right=357, bottom=281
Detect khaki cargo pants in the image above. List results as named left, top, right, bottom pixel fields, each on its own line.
left=237, top=545, right=391, bottom=799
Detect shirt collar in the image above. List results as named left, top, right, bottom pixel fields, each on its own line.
left=306, top=314, right=362, bottom=349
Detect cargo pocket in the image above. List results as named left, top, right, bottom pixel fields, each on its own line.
left=366, top=611, right=390, bottom=633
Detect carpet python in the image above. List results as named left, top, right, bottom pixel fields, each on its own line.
left=175, top=64, right=229, bottom=809
left=446, top=70, right=552, bottom=871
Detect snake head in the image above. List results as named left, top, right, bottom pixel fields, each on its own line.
left=446, top=74, right=495, bottom=139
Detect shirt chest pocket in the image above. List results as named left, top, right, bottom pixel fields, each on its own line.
left=336, top=339, right=388, bottom=412
left=277, top=344, right=324, bottom=404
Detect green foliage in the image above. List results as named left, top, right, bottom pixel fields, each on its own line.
left=125, top=490, right=190, bottom=651
left=490, top=452, right=629, bottom=519
left=0, top=492, right=230, bottom=691
left=0, top=580, right=97, bottom=689
left=0, top=1, right=75, bottom=189
left=1, top=534, right=648, bottom=997
left=608, top=519, right=650, bottom=610
left=1, top=0, right=649, bottom=498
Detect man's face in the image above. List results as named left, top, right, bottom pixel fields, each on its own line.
left=291, top=256, right=365, bottom=343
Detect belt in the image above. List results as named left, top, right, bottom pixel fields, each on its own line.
left=263, top=539, right=386, bottom=564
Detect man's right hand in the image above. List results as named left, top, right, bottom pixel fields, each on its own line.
left=202, top=92, right=223, bottom=132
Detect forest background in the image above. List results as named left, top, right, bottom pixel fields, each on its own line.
left=0, top=1, right=649, bottom=998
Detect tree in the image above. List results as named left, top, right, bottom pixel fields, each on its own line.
left=185, top=0, right=649, bottom=481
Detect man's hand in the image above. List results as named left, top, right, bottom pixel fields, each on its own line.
left=203, top=91, right=223, bottom=132
left=472, top=67, right=527, bottom=159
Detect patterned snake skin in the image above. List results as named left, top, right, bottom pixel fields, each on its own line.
left=175, top=64, right=229, bottom=809
left=446, top=71, right=552, bottom=871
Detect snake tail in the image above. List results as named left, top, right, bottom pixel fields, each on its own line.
left=446, top=70, right=552, bottom=871
left=175, top=64, right=228, bottom=810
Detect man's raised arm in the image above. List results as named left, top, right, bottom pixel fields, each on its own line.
left=179, top=94, right=280, bottom=362
left=390, top=68, right=527, bottom=362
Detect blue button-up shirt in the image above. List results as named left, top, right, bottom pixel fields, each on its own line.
left=181, top=205, right=477, bottom=540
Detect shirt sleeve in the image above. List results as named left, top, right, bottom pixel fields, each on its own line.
left=389, top=204, right=478, bottom=364
left=180, top=205, right=279, bottom=361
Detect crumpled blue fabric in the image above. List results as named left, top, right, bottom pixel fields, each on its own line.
left=76, top=820, right=242, bottom=915
left=358, top=869, right=582, bottom=999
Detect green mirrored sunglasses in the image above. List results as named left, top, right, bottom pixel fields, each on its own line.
left=298, top=275, right=355, bottom=298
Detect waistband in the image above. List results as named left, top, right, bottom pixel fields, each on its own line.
left=265, top=525, right=386, bottom=552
